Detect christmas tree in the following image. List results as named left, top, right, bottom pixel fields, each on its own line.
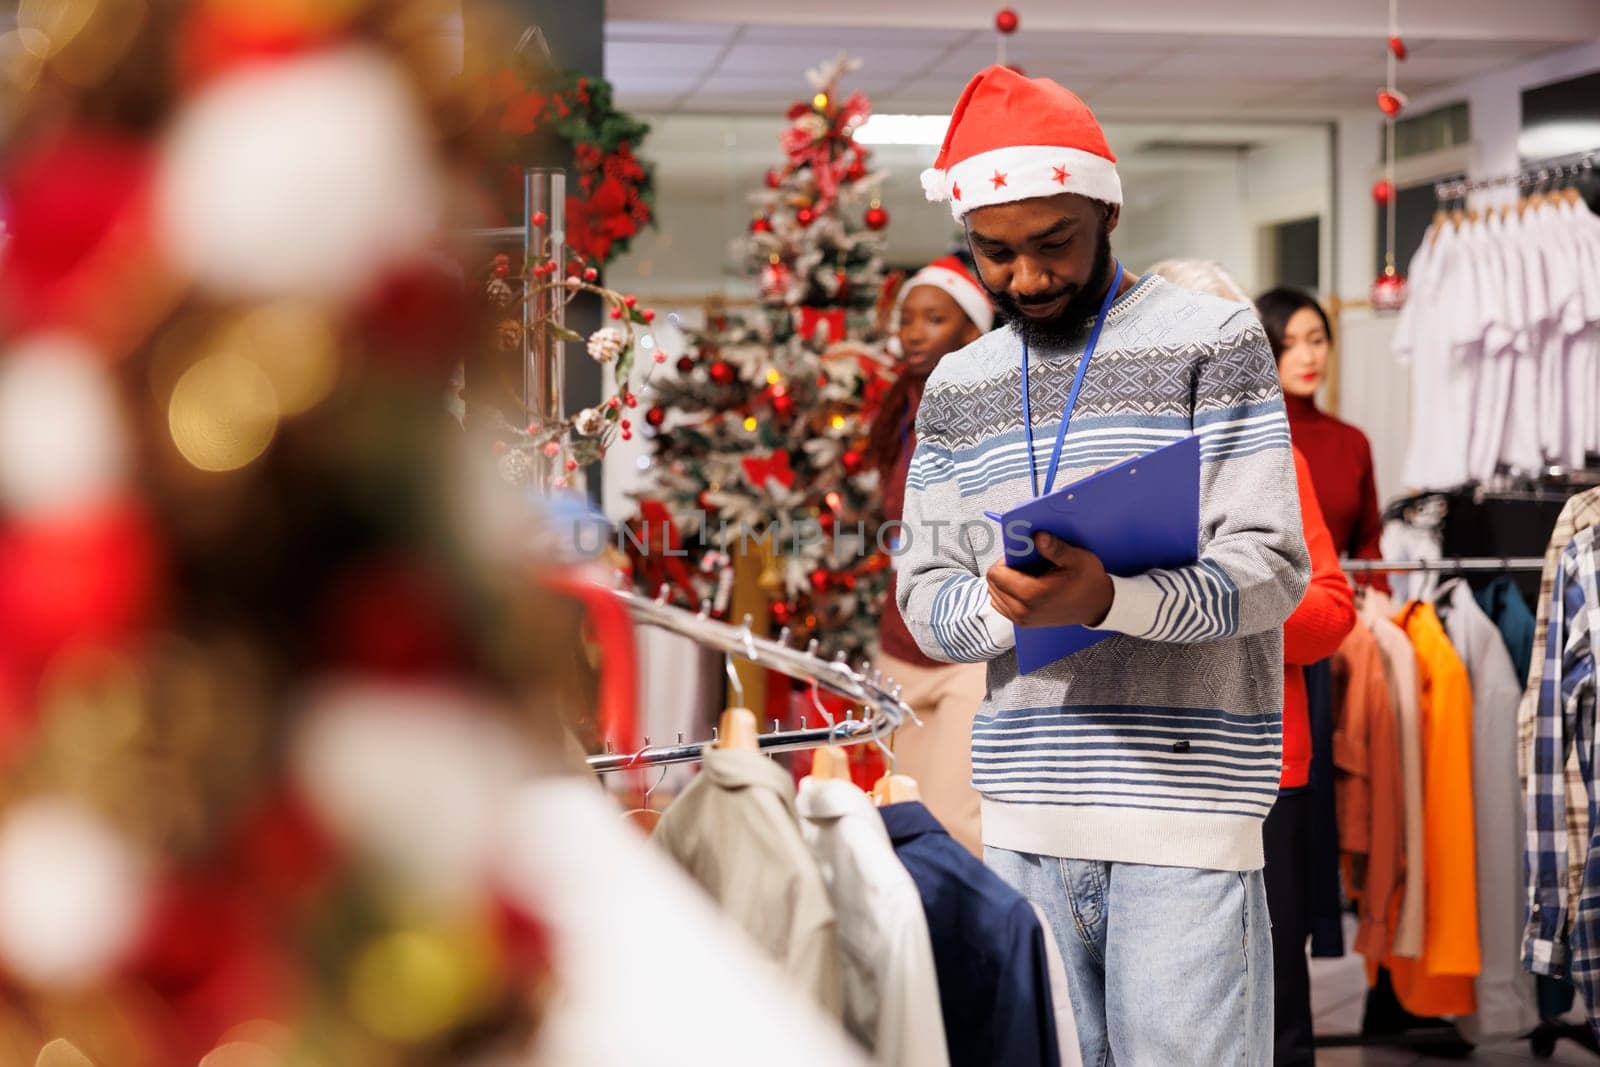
left=626, top=54, right=899, bottom=662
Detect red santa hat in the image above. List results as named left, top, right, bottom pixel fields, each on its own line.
left=921, top=65, right=1121, bottom=221
left=898, top=255, right=994, bottom=333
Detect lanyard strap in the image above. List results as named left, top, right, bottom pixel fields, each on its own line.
left=1021, top=260, right=1126, bottom=498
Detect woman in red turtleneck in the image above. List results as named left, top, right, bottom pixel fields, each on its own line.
left=1256, top=287, right=1388, bottom=592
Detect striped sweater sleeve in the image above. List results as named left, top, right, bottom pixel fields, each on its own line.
left=895, top=401, right=1014, bottom=664
left=1090, top=310, right=1310, bottom=642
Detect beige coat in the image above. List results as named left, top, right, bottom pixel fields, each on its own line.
left=654, top=748, right=841, bottom=1017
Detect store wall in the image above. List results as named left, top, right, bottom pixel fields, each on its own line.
left=1331, top=38, right=1600, bottom=506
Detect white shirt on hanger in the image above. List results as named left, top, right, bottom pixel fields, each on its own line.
left=797, top=776, right=950, bottom=1067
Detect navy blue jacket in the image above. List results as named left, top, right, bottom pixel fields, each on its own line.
left=879, top=801, right=1060, bottom=1067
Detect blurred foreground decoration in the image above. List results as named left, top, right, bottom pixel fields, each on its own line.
left=0, top=0, right=599, bottom=1062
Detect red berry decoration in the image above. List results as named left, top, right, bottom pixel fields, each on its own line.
left=841, top=449, right=863, bottom=474
left=623, top=295, right=637, bottom=308
left=621, top=430, right=632, bottom=441
left=773, top=393, right=795, bottom=418
left=750, top=216, right=772, bottom=234
left=796, top=206, right=817, bottom=228
left=1388, top=35, right=1407, bottom=61
left=653, top=352, right=667, bottom=364
left=771, top=601, right=792, bottom=625
left=845, top=158, right=866, bottom=182
left=995, top=7, right=1019, bottom=34
left=583, top=267, right=599, bottom=282
left=765, top=168, right=783, bottom=189
left=610, top=306, right=624, bottom=319
left=531, top=211, right=548, bottom=227
left=565, top=459, right=578, bottom=472
left=809, top=569, right=830, bottom=593
left=864, top=205, right=889, bottom=231
left=1372, top=179, right=1395, bottom=205
left=646, top=406, right=666, bottom=428
left=642, top=309, right=656, bottom=323
left=676, top=356, right=695, bottom=373
left=1377, top=89, right=1406, bottom=118
left=709, top=361, right=736, bottom=385
left=492, top=254, right=510, bottom=277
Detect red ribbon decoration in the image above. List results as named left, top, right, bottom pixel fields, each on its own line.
left=741, top=449, right=796, bottom=491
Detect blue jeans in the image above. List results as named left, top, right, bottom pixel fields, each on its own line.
left=986, top=847, right=1273, bottom=1067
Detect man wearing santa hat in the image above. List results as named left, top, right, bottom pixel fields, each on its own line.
left=896, top=66, right=1309, bottom=1064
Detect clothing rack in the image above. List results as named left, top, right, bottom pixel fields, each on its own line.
left=1433, top=149, right=1597, bottom=202
left=585, top=588, right=914, bottom=773
left=1340, top=556, right=1545, bottom=574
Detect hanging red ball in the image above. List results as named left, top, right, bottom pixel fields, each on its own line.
left=809, top=569, right=830, bottom=593
left=1377, top=89, right=1407, bottom=118
left=765, top=168, right=783, bottom=189
left=646, top=406, right=666, bottom=428
left=1388, top=35, right=1408, bottom=61
left=841, top=449, right=863, bottom=474
left=676, top=355, right=695, bottom=373
left=1370, top=268, right=1408, bottom=311
left=796, top=206, right=817, bottom=227
left=750, top=216, right=772, bottom=234
left=771, top=601, right=792, bottom=625
left=492, top=254, right=510, bottom=278
left=845, top=158, right=867, bottom=182
left=709, top=361, right=736, bottom=385
left=995, top=7, right=1020, bottom=34
left=864, top=205, right=889, bottom=231
left=1372, top=179, right=1395, bottom=205
left=773, top=393, right=795, bottom=418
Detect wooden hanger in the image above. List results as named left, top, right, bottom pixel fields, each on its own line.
left=873, top=772, right=921, bottom=805
left=716, top=706, right=760, bottom=751
left=808, top=744, right=853, bottom=781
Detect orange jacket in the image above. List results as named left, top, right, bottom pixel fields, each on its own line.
left=1387, top=601, right=1480, bottom=1017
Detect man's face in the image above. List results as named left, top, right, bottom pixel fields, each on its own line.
left=964, top=193, right=1119, bottom=348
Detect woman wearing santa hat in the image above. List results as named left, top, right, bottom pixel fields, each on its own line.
left=865, top=255, right=995, bottom=858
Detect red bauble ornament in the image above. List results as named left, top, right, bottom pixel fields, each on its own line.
left=646, top=406, right=666, bottom=428
left=796, top=206, right=817, bottom=228
left=709, top=361, right=736, bottom=385
left=1377, top=89, right=1407, bottom=118
left=1388, top=35, right=1407, bottom=61
left=864, top=205, right=889, bottom=231
left=841, top=449, right=863, bottom=474
left=1372, top=179, right=1395, bottom=205
left=846, top=158, right=867, bottom=182
left=765, top=168, right=783, bottom=189
left=492, top=254, right=510, bottom=277
left=583, top=267, right=599, bottom=282
left=773, top=393, right=795, bottom=418
left=676, top=356, right=695, bottom=373
left=809, top=569, right=830, bottom=593
left=1370, top=267, right=1408, bottom=311
left=750, top=216, right=772, bottom=234
left=771, top=601, right=793, bottom=625
left=842, top=574, right=857, bottom=591
left=995, top=7, right=1020, bottom=34
left=531, top=211, right=548, bottom=227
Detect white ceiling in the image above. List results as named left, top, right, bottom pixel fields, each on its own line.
left=605, top=0, right=1600, bottom=120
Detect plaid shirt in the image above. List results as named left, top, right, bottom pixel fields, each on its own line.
left=1520, top=490, right=1600, bottom=936
left=1524, top=527, right=1600, bottom=980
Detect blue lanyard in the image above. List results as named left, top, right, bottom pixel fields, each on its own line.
left=1021, top=260, right=1125, bottom=498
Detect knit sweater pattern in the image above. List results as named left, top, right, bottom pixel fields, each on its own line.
left=896, top=274, right=1310, bottom=872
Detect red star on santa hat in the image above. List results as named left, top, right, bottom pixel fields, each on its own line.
left=990, top=170, right=1008, bottom=189
left=1052, top=165, right=1071, bottom=185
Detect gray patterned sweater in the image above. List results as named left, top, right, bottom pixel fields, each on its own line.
left=895, top=273, right=1309, bottom=872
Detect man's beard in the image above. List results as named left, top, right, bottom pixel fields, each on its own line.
left=988, top=225, right=1114, bottom=350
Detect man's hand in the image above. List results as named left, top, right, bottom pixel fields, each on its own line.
left=986, top=532, right=1115, bottom=628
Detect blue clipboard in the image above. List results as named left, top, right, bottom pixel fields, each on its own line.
left=984, top=435, right=1201, bottom=673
